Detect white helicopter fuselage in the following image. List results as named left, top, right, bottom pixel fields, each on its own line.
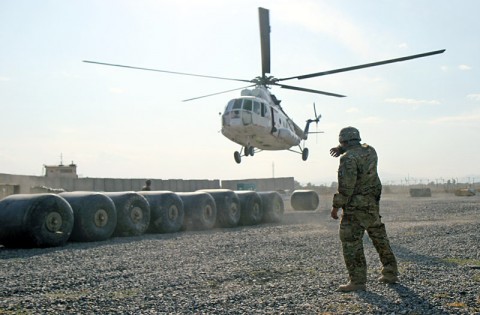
left=221, top=87, right=305, bottom=150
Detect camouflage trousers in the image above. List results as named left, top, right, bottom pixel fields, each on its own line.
left=339, top=209, right=398, bottom=284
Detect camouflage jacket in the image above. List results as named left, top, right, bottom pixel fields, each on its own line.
left=332, top=143, right=382, bottom=210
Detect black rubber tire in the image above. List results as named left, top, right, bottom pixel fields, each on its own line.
left=177, top=192, right=217, bottom=230
left=139, top=191, right=184, bottom=233
left=235, top=191, right=263, bottom=225
left=59, top=192, right=117, bottom=242
left=234, top=151, right=242, bottom=164
left=257, top=191, right=284, bottom=223
left=302, top=148, right=309, bottom=161
left=199, top=189, right=241, bottom=228
left=248, top=146, right=255, bottom=156
left=0, top=193, right=74, bottom=248
left=291, top=190, right=320, bottom=211
left=104, top=192, right=151, bottom=236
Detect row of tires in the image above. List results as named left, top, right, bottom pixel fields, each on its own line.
left=0, top=189, right=286, bottom=249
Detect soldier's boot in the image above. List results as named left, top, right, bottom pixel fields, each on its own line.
left=378, top=273, right=398, bottom=284
left=336, top=281, right=366, bottom=292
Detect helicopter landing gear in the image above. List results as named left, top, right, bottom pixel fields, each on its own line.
left=234, top=151, right=242, bottom=164
left=234, top=145, right=256, bottom=164
left=244, top=146, right=254, bottom=156
left=302, top=148, right=309, bottom=161
left=246, top=146, right=254, bottom=156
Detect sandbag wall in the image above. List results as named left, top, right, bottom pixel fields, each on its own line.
left=0, top=190, right=286, bottom=248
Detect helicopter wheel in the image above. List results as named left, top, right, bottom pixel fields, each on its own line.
left=302, top=148, right=309, bottom=161
left=248, top=146, right=255, bottom=156
left=234, top=151, right=242, bottom=164
left=244, top=146, right=250, bottom=156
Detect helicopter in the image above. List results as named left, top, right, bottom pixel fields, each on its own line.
left=84, top=7, right=445, bottom=164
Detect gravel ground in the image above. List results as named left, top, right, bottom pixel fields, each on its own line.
left=1, top=192, right=479, bottom=314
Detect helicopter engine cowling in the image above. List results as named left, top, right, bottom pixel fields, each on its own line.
left=277, top=127, right=301, bottom=146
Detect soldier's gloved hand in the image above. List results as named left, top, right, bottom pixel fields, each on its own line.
left=331, top=207, right=339, bottom=220
left=329, top=146, right=344, bottom=157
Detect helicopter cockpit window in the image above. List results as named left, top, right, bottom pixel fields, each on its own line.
left=226, top=100, right=235, bottom=111
left=253, top=101, right=261, bottom=115
left=243, top=99, right=253, bottom=111
left=233, top=99, right=242, bottom=110
left=229, top=99, right=242, bottom=119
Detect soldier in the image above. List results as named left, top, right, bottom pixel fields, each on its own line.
left=141, top=179, right=152, bottom=191
left=330, top=127, right=398, bottom=292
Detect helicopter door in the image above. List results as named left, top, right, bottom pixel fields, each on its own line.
left=270, top=106, right=276, bottom=133
left=252, top=101, right=270, bottom=130
left=242, top=99, right=253, bottom=125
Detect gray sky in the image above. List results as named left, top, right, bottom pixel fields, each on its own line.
left=1, top=0, right=478, bottom=185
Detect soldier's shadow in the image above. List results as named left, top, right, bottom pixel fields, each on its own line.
left=358, top=240, right=454, bottom=314
left=358, top=283, right=449, bottom=314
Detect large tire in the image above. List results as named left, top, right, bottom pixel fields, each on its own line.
left=139, top=191, right=184, bottom=233
left=291, top=190, right=320, bottom=211
left=0, top=194, right=74, bottom=248
left=235, top=191, right=263, bottom=226
left=59, top=192, right=117, bottom=242
left=177, top=192, right=217, bottom=230
left=257, top=191, right=284, bottom=223
left=104, top=192, right=150, bottom=236
left=199, top=189, right=240, bottom=228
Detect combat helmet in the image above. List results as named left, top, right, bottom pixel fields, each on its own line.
left=339, top=127, right=361, bottom=142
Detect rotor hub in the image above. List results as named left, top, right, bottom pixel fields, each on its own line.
left=252, top=75, right=277, bottom=86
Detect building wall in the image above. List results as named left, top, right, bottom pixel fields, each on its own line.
left=0, top=173, right=294, bottom=198
left=0, top=173, right=220, bottom=195
left=0, top=184, right=20, bottom=199
left=44, top=164, right=78, bottom=179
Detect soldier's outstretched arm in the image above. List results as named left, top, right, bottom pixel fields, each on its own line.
left=329, top=145, right=345, bottom=158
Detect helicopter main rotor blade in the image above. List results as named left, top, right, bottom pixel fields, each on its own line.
left=259, top=7, right=271, bottom=77
left=83, top=60, right=252, bottom=83
left=182, top=84, right=256, bottom=102
left=277, top=49, right=446, bottom=81
left=275, top=83, right=346, bottom=97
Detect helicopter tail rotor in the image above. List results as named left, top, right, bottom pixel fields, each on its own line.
left=303, top=103, right=323, bottom=138
left=313, top=102, right=320, bottom=143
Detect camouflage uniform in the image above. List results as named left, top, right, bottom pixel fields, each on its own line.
left=333, top=142, right=398, bottom=285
